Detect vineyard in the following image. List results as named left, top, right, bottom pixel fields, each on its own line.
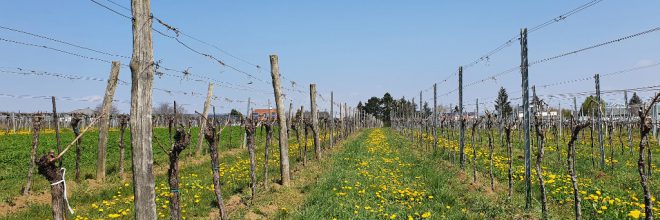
left=2, top=0, right=660, bottom=220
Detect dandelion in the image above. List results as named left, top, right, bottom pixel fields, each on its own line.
left=390, top=214, right=397, bottom=219
left=421, top=211, right=431, bottom=218
left=628, top=209, right=642, bottom=219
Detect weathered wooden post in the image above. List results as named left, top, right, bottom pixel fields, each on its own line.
left=96, top=61, right=120, bottom=180
left=433, top=83, right=438, bottom=154
left=118, top=115, right=128, bottom=181
left=51, top=97, right=62, bottom=167
left=310, top=84, right=321, bottom=159
left=270, top=55, right=291, bottom=186
left=595, top=74, right=605, bottom=169
left=459, top=66, right=465, bottom=169
left=196, top=83, right=214, bottom=157
left=287, top=101, right=293, bottom=139
left=129, top=0, right=157, bottom=217
left=330, top=92, right=334, bottom=148
left=520, top=28, right=533, bottom=210
left=242, top=97, right=251, bottom=148
left=263, top=101, right=273, bottom=189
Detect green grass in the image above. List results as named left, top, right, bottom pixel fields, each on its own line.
left=295, top=128, right=519, bottom=219
left=0, top=125, right=330, bottom=219
left=413, top=126, right=660, bottom=219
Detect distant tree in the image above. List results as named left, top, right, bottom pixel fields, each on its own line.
left=629, top=92, right=642, bottom=106
left=494, top=87, right=513, bottom=119
left=95, top=103, right=120, bottom=115
left=580, top=96, right=605, bottom=116
left=230, top=109, right=243, bottom=119
left=628, top=92, right=643, bottom=113
left=153, top=102, right=186, bottom=115
left=422, top=102, right=431, bottom=117
left=364, top=97, right=382, bottom=119
left=382, top=93, right=394, bottom=126
left=357, top=101, right=364, bottom=112
left=561, top=109, right=573, bottom=118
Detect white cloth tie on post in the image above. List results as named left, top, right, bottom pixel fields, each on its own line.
left=50, top=168, right=74, bottom=214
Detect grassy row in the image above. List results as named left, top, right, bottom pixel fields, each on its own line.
left=294, top=128, right=520, bottom=219
left=1, top=125, right=335, bottom=219
left=412, top=126, right=659, bottom=219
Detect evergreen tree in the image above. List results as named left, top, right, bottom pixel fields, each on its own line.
left=494, top=87, right=513, bottom=119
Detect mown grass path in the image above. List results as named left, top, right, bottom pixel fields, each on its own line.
left=294, top=128, right=514, bottom=219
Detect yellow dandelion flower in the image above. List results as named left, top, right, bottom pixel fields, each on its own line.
left=628, top=210, right=642, bottom=219
left=421, top=211, right=431, bottom=218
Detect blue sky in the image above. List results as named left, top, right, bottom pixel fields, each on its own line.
left=1, top=1, right=659, bottom=114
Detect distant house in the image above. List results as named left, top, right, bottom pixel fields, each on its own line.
left=252, top=108, right=277, bottom=120
left=69, top=107, right=96, bottom=116
left=516, top=105, right=557, bottom=119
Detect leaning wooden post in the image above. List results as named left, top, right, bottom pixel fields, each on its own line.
left=269, top=55, right=291, bottom=186
left=310, top=84, right=321, bottom=159
left=330, top=92, right=334, bottom=148
left=195, top=83, right=214, bottom=157
left=96, top=61, right=120, bottom=181
left=520, top=27, right=532, bottom=210
left=129, top=0, right=157, bottom=218
left=51, top=97, right=62, bottom=167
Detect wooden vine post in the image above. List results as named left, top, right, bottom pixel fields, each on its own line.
left=196, top=82, right=214, bottom=157
left=96, top=61, right=120, bottom=181
left=118, top=115, right=128, bottom=181
left=310, top=84, right=321, bottom=159
left=330, top=91, right=334, bottom=148
left=471, top=103, right=482, bottom=183
left=433, top=83, right=438, bottom=154
left=269, top=55, right=291, bottom=186
left=520, top=27, right=532, bottom=210
left=51, top=97, right=62, bottom=167
left=129, top=0, right=157, bottom=218
left=595, top=73, right=605, bottom=169
left=458, top=66, right=465, bottom=169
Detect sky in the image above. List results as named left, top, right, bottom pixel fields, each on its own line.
left=1, top=0, right=659, bottom=114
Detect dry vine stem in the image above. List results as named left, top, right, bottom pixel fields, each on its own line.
left=23, top=114, right=42, bottom=196
left=568, top=119, right=590, bottom=220
left=34, top=113, right=103, bottom=220
left=203, top=118, right=230, bottom=219
left=637, top=93, right=660, bottom=220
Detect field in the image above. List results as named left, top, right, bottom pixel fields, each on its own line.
left=3, top=123, right=657, bottom=219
